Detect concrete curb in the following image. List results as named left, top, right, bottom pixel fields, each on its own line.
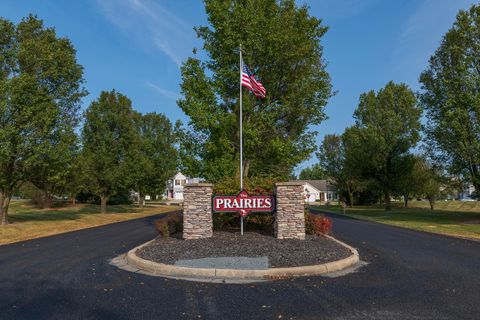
left=125, top=235, right=360, bottom=280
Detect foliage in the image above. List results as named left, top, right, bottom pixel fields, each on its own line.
left=133, top=112, right=178, bottom=207
left=213, top=212, right=274, bottom=232
left=419, top=4, right=480, bottom=193
left=213, top=176, right=277, bottom=194
left=346, top=82, right=421, bottom=210
left=0, top=15, right=86, bottom=224
left=153, top=213, right=183, bottom=238
left=317, top=134, right=363, bottom=206
left=298, top=164, right=326, bottom=180
left=414, top=158, right=445, bottom=211
left=27, top=130, right=79, bottom=208
left=18, top=183, right=45, bottom=207
left=178, top=0, right=333, bottom=182
left=81, top=90, right=139, bottom=213
left=305, top=211, right=332, bottom=235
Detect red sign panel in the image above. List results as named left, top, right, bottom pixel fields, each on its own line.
left=212, top=190, right=275, bottom=217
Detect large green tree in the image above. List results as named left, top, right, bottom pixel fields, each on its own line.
left=28, top=129, right=79, bottom=208
left=178, top=0, right=332, bottom=182
left=133, top=112, right=177, bottom=208
left=349, top=82, right=421, bottom=210
left=317, top=133, right=363, bottom=206
left=81, top=90, right=139, bottom=213
left=420, top=4, right=480, bottom=192
left=298, top=163, right=326, bottom=180
left=0, top=15, right=86, bottom=224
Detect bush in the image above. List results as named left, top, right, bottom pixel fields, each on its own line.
left=213, top=176, right=277, bottom=195
left=153, top=212, right=183, bottom=238
left=213, top=212, right=274, bottom=232
left=305, top=211, right=332, bottom=236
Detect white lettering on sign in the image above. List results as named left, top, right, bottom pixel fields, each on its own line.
left=212, top=190, right=275, bottom=216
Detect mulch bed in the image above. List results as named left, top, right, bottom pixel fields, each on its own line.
left=136, top=231, right=352, bottom=268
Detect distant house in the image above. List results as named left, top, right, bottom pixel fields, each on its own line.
left=298, top=180, right=338, bottom=203
left=165, top=172, right=201, bottom=200
left=444, top=182, right=476, bottom=200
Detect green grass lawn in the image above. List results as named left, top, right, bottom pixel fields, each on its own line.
left=311, top=200, right=480, bottom=240
left=0, top=200, right=178, bottom=245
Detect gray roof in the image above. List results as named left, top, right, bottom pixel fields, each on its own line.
left=297, top=180, right=336, bottom=192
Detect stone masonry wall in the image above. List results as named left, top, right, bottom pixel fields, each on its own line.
left=275, top=182, right=305, bottom=240
left=183, top=183, right=213, bottom=240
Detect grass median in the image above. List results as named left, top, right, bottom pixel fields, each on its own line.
left=0, top=200, right=179, bottom=245
left=311, top=200, right=480, bottom=240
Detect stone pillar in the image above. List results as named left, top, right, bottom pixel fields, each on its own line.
left=183, top=183, right=213, bottom=240
left=275, top=181, right=305, bottom=240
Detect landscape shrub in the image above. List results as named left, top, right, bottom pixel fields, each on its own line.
left=246, top=213, right=274, bottom=231
left=153, top=212, right=183, bottom=238
left=213, top=212, right=274, bottom=232
left=305, top=211, right=332, bottom=235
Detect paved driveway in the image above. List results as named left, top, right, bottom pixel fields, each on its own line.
left=0, top=209, right=479, bottom=319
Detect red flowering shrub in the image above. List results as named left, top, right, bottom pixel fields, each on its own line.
left=305, top=212, right=332, bottom=236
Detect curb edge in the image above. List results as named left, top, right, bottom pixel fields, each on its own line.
left=125, top=235, right=360, bottom=280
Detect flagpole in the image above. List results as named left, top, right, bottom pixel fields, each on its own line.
left=239, top=45, right=244, bottom=236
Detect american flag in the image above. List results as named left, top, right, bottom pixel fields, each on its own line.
left=241, top=60, right=266, bottom=99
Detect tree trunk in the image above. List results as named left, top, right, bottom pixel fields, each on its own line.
left=428, top=197, right=435, bottom=211
left=404, top=195, right=409, bottom=208
left=138, top=193, right=144, bottom=209
left=348, top=189, right=354, bottom=208
left=384, top=189, right=392, bottom=211
left=243, top=160, right=250, bottom=187
left=100, top=196, right=108, bottom=213
left=42, top=191, right=53, bottom=209
left=71, top=194, right=76, bottom=206
left=0, top=190, right=11, bottom=225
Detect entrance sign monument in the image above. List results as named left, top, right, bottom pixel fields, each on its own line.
left=213, top=190, right=275, bottom=217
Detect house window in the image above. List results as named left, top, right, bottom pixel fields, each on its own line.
left=175, top=179, right=186, bottom=186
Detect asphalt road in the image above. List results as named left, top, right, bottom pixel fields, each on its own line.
left=1, top=209, right=479, bottom=320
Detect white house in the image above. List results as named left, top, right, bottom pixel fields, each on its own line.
left=165, top=172, right=201, bottom=200
left=298, top=180, right=338, bottom=203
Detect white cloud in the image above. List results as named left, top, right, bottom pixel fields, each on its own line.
left=146, top=81, right=180, bottom=101
left=96, top=0, right=194, bottom=67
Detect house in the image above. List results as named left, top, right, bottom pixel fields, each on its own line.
left=444, top=182, right=476, bottom=201
left=165, top=172, right=201, bottom=200
left=298, top=180, right=338, bottom=203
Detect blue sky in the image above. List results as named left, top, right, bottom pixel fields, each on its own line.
left=1, top=0, right=477, bottom=173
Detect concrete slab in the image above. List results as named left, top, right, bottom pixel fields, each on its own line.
left=174, top=256, right=269, bottom=270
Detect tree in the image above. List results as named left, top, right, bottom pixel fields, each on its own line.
left=133, top=112, right=177, bottom=208
left=28, top=129, right=79, bottom=208
left=395, top=155, right=423, bottom=208
left=317, top=133, right=363, bottom=206
left=0, top=16, right=86, bottom=224
left=178, top=0, right=332, bottom=182
left=81, top=90, right=139, bottom=213
left=420, top=4, right=480, bottom=193
left=350, top=82, right=421, bottom=210
left=413, top=157, right=444, bottom=211
left=299, top=163, right=326, bottom=180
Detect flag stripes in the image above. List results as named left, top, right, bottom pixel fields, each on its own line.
left=241, top=60, right=266, bottom=98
